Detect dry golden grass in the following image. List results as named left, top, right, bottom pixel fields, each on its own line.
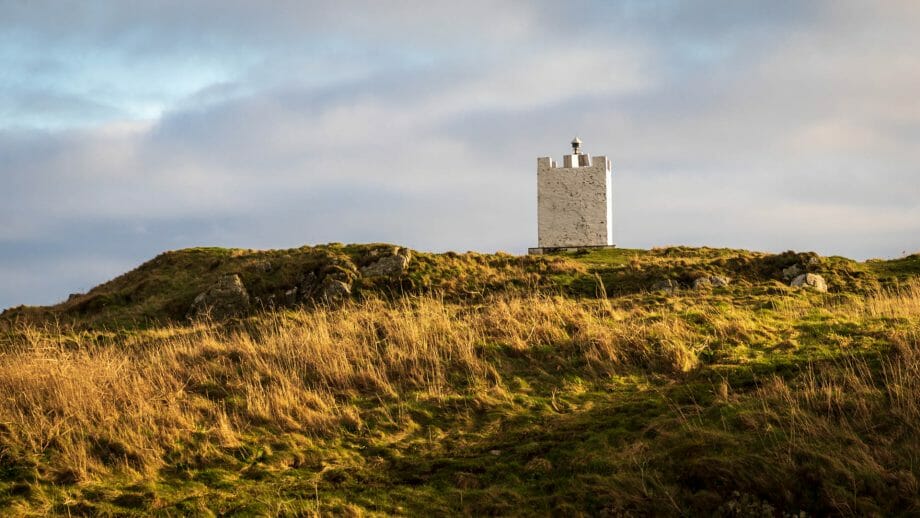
left=757, top=325, right=920, bottom=431
left=864, top=280, right=920, bottom=319
left=729, top=325, right=920, bottom=515
left=0, top=294, right=705, bottom=486
left=1, top=280, right=919, bottom=514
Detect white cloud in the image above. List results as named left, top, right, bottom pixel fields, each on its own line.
left=2, top=1, right=920, bottom=309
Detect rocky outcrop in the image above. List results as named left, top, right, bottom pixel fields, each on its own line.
left=189, top=274, right=251, bottom=319
left=780, top=253, right=823, bottom=281
left=361, top=247, right=412, bottom=277
left=692, top=277, right=711, bottom=289
left=298, top=271, right=320, bottom=299
left=782, top=264, right=802, bottom=280
left=790, top=273, right=828, bottom=293
left=320, top=278, right=352, bottom=303
left=652, top=280, right=680, bottom=293
left=298, top=256, right=360, bottom=305
left=710, top=275, right=730, bottom=287
left=693, top=276, right=730, bottom=289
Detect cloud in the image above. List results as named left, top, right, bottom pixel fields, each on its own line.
left=2, top=1, right=920, bottom=309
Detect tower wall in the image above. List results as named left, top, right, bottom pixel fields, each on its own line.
left=537, top=154, right=613, bottom=248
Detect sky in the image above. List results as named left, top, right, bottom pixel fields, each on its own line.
left=2, top=1, right=920, bottom=309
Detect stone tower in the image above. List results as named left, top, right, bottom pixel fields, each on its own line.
left=529, top=138, right=614, bottom=254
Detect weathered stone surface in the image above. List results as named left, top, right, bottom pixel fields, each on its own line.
left=791, top=273, right=828, bottom=293
left=692, top=277, right=712, bottom=289
left=367, top=246, right=395, bottom=259
left=710, top=275, right=730, bottom=287
left=190, top=273, right=251, bottom=319
left=652, top=279, right=680, bottom=293
left=295, top=256, right=360, bottom=304
left=361, top=248, right=412, bottom=277
left=320, top=278, right=351, bottom=303
left=692, top=276, right=731, bottom=289
left=782, top=264, right=802, bottom=280
left=298, top=272, right=319, bottom=300
left=537, top=148, right=613, bottom=248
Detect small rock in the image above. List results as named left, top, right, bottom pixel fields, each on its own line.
left=652, top=279, right=680, bottom=293
left=298, top=272, right=319, bottom=300
left=190, top=273, right=251, bottom=319
left=489, top=450, right=502, bottom=456
left=67, top=293, right=83, bottom=302
left=367, top=246, right=390, bottom=258
left=361, top=248, right=412, bottom=278
left=693, top=276, right=730, bottom=289
left=782, top=264, right=802, bottom=280
left=790, top=273, right=827, bottom=293
left=693, top=275, right=731, bottom=290
left=710, top=275, right=730, bottom=287
left=692, top=277, right=712, bottom=289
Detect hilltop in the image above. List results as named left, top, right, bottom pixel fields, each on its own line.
left=3, top=243, right=916, bottom=330
left=1, top=245, right=919, bottom=515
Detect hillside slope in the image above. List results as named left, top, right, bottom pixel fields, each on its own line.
left=1, top=245, right=919, bottom=515
left=3, top=243, right=915, bottom=330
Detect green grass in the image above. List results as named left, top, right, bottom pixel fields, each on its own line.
left=1, top=245, right=919, bottom=515
left=4, top=244, right=916, bottom=332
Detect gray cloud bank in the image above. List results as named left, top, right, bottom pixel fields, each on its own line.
left=2, top=1, right=920, bottom=308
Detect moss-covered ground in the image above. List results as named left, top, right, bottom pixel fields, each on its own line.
left=0, top=246, right=918, bottom=516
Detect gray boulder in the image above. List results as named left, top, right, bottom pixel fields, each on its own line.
left=283, top=287, right=299, bottom=305
left=782, top=264, right=802, bottom=280
left=710, top=275, right=730, bottom=287
left=692, top=277, right=712, bottom=289
left=791, top=273, right=828, bottom=293
left=190, top=273, right=251, bottom=319
left=298, top=272, right=319, bottom=300
left=692, top=275, right=731, bottom=289
left=320, top=278, right=352, bottom=303
left=652, top=279, right=680, bottom=293
left=361, top=248, right=412, bottom=278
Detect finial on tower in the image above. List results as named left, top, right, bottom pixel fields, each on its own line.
left=571, top=136, right=582, bottom=155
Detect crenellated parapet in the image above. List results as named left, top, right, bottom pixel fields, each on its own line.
left=538, top=154, right=611, bottom=172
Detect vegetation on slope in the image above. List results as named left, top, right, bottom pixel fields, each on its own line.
left=2, top=244, right=909, bottom=330
left=1, top=244, right=580, bottom=329
left=0, top=246, right=919, bottom=515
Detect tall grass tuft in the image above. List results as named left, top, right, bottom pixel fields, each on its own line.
left=0, top=294, right=703, bottom=483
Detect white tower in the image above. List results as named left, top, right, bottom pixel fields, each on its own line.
left=529, top=138, right=614, bottom=254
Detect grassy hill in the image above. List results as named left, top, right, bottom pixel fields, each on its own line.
left=1, top=245, right=919, bottom=515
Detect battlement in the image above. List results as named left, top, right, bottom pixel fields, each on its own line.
left=537, top=155, right=611, bottom=172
